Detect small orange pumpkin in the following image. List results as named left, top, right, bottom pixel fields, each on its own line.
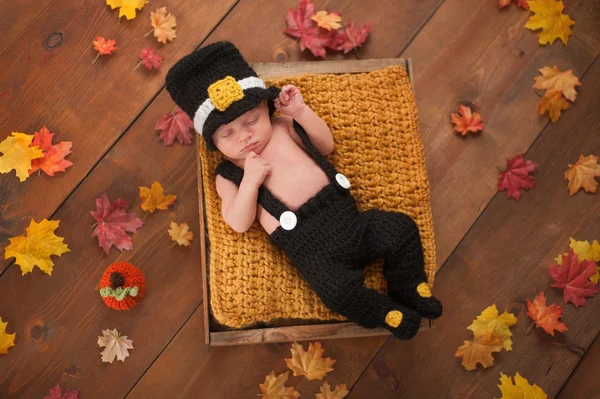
left=99, top=261, right=146, bottom=310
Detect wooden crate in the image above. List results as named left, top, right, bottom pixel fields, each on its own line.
left=196, top=58, right=434, bottom=346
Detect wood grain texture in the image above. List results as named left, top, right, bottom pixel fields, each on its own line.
left=558, top=334, right=600, bottom=399
left=0, top=0, right=237, bottom=274
left=349, top=56, right=600, bottom=398
left=402, top=0, right=600, bottom=270
left=0, top=90, right=203, bottom=398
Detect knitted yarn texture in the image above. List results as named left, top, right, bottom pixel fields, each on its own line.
left=99, top=261, right=146, bottom=311
left=199, top=65, right=436, bottom=329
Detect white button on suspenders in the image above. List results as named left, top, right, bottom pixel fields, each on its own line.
left=279, top=211, right=297, bottom=230
left=335, top=173, right=351, bottom=189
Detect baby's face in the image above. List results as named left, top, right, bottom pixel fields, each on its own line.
left=212, top=100, right=272, bottom=161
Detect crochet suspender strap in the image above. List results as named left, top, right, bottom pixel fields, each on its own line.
left=214, top=160, right=290, bottom=219
left=291, top=120, right=338, bottom=179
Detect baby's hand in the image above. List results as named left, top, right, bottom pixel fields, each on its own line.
left=274, top=85, right=305, bottom=118
left=243, top=152, right=271, bottom=187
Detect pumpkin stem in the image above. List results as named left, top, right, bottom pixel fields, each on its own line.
left=110, top=272, right=125, bottom=289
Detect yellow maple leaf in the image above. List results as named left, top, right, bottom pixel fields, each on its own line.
left=4, top=218, right=70, bottom=276
left=106, top=0, right=149, bottom=20
left=533, top=65, right=581, bottom=102
left=538, top=90, right=570, bottom=123
left=0, top=317, right=16, bottom=355
left=285, top=341, right=336, bottom=381
left=555, top=237, right=600, bottom=283
left=146, top=7, right=177, bottom=44
left=139, top=181, right=176, bottom=212
left=564, top=154, right=600, bottom=196
left=168, top=222, right=194, bottom=247
left=495, top=372, right=548, bottom=399
left=311, top=11, right=342, bottom=31
left=258, top=371, right=300, bottom=399
left=316, top=382, right=349, bottom=399
left=467, top=304, right=517, bottom=351
left=455, top=328, right=503, bottom=371
left=0, top=132, right=44, bottom=182
left=524, top=0, right=574, bottom=46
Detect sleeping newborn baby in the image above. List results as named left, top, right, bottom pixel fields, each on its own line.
left=166, top=41, right=442, bottom=340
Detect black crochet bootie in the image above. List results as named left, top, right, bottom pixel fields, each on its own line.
left=383, top=307, right=422, bottom=340
left=388, top=277, right=443, bottom=320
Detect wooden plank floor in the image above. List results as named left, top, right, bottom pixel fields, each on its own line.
left=1, top=0, right=598, bottom=397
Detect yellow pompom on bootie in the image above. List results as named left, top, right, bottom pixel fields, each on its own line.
left=383, top=307, right=421, bottom=340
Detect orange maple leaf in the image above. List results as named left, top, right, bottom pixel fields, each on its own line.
left=284, top=341, right=335, bottom=381
left=92, top=36, right=118, bottom=64
left=538, top=90, right=569, bottom=123
left=311, top=10, right=342, bottom=31
left=451, top=105, right=484, bottom=135
left=258, top=371, right=300, bottom=399
left=145, top=7, right=177, bottom=44
left=564, top=154, right=600, bottom=196
left=28, top=126, right=73, bottom=176
left=533, top=65, right=581, bottom=102
left=139, top=181, right=176, bottom=212
left=455, top=328, right=503, bottom=371
left=526, top=292, right=568, bottom=336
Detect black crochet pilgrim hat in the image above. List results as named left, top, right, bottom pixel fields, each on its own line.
left=165, top=41, right=281, bottom=151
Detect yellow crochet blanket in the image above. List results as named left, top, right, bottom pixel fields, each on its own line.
left=199, top=65, right=436, bottom=329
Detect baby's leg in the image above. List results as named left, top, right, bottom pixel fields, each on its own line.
left=308, top=265, right=422, bottom=340
left=361, top=209, right=442, bottom=319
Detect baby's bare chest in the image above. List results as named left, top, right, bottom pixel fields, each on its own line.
left=256, top=140, right=330, bottom=233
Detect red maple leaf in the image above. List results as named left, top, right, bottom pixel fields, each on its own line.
left=283, top=0, right=333, bottom=58
left=134, top=47, right=164, bottom=71
left=329, top=20, right=372, bottom=54
left=498, top=0, right=529, bottom=9
left=155, top=107, right=194, bottom=146
left=44, top=385, right=79, bottom=399
left=90, top=192, right=144, bottom=254
left=497, top=154, right=538, bottom=200
left=28, top=126, right=73, bottom=176
left=526, top=292, right=568, bottom=336
left=550, top=249, right=600, bottom=307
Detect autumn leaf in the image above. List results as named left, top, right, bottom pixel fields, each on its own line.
left=29, top=126, right=73, bottom=176
left=97, top=328, right=133, bottom=363
left=329, top=20, right=372, bottom=55
left=455, top=328, right=503, bottom=371
left=538, top=90, right=569, bottom=123
left=499, top=0, right=529, bottom=9
left=311, top=10, right=342, bottom=31
left=92, top=36, right=118, bottom=64
left=495, top=372, right=547, bottom=399
left=105, top=0, right=149, bottom=20
left=564, top=154, right=600, bottom=196
left=90, top=192, right=144, bottom=254
left=145, top=7, right=177, bottom=44
left=533, top=65, right=581, bottom=102
left=44, top=385, right=79, bottom=399
left=4, top=218, right=70, bottom=276
left=316, top=382, right=349, bottom=399
left=497, top=154, right=538, bottom=200
left=283, top=0, right=334, bottom=58
left=526, top=292, right=568, bottom=336
left=467, top=304, right=517, bottom=351
left=555, top=237, right=600, bottom=283
left=258, top=371, right=300, bottom=399
left=451, top=105, right=484, bottom=135
left=285, top=341, right=335, bottom=381
left=550, top=249, right=600, bottom=307
left=0, top=132, right=43, bottom=182
left=139, top=181, right=176, bottom=212
left=168, top=222, right=193, bottom=247
left=524, top=0, right=574, bottom=46
left=0, top=317, right=16, bottom=355
left=155, top=107, right=194, bottom=146
left=134, top=47, right=164, bottom=71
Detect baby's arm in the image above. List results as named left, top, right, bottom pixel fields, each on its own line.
left=215, top=152, right=271, bottom=233
left=274, top=85, right=334, bottom=156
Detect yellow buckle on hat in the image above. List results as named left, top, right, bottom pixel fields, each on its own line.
left=207, top=76, right=244, bottom=112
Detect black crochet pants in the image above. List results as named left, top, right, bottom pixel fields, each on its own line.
left=269, top=186, right=443, bottom=340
